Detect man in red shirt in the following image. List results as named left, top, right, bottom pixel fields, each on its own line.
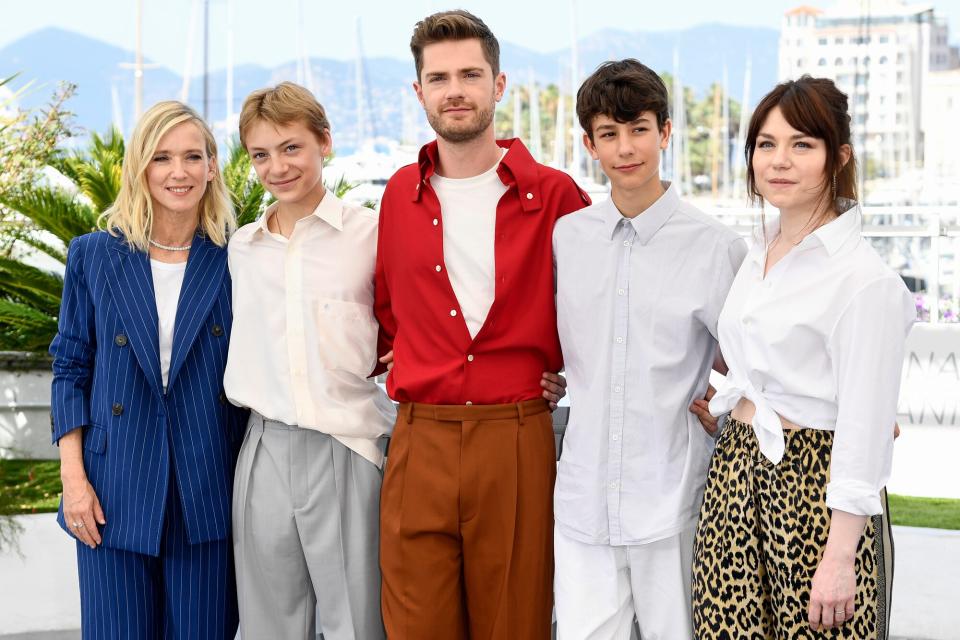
left=375, top=10, right=589, bottom=639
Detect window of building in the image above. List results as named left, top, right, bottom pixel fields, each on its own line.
left=849, top=56, right=858, bottom=66
left=863, top=55, right=871, bottom=65
left=879, top=55, right=888, bottom=64
left=819, top=57, right=827, bottom=66
left=897, top=71, right=904, bottom=82
left=819, top=37, right=828, bottom=45
left=856, top=93, right=867, bottom=105
left=835, top=57, right=844, bottom=66
left=897, top=93, right=904, bottom=105
left=835, top=36, right=844, bottom=44
left=856, top=113, right=867, bottom=125
left=797, top=58, right=804, bottom=67
left=879, top=35, right=889, bottom=44
left=897, top=53, right=905, bottom=64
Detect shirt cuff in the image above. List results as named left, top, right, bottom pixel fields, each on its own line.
left=825, top=479, right=883, bottom=516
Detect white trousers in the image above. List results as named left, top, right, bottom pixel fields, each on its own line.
left=554, top=524, right=695, bottom=640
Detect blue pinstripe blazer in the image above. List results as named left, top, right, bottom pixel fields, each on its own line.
left=50, top=230, right=248, bottom=557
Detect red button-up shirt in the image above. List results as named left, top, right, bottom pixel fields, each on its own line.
left=375, top=138, right=590, bottom=405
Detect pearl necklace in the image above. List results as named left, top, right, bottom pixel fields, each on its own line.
left=149, top=238, right=192, bottom=251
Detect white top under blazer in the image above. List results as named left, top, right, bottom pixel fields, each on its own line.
left=709, top=201, right=915, bottom=516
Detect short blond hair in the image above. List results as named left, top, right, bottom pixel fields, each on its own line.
left=238, top=82, right=331, bottom=150
left=100, top=101, right=234, bottom=250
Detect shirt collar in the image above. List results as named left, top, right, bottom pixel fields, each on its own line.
left=247, top=190, right=345, bottom=241
left=415, top=138, right=543, bottom=213
left=600, top=181, right=679, bottom=244
left=748, top=199, right=862, bottom=264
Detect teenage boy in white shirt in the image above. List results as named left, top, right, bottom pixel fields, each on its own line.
left=552, top=59, right=748, bottom=639
left=223, top=82, right=395, bottom=640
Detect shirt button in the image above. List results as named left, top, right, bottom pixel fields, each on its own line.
left=612, top=434, right=619, bottom=441
left=432, top=218, right=439, bottom=226
left=617, top=289, right=625, bottom=296
left=526, top=192, right=534, bottom=200
left=450, top=309, right=457, bottom=317
left=435, top=265, right=442, bottom=272
left=623, top=240, right=631, bottom=247
left=616, top=337, right=624, bottom=344
left=467, top=354, right=474, bottom=362
left=614, top=386, right=622, bottom=393
left=608, top=482, right=618, bottom=490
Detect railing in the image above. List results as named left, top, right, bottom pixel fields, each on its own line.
left=699, top=205, right=960, bottom=323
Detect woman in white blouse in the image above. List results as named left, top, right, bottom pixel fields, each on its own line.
left=690, top=76, right=914, bottom=639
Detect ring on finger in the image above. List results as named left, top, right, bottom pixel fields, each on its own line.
left=71, top=521, right=82, bottom=528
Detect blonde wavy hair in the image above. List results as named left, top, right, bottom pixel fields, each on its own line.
left=100, top=100, right=235, bottom=250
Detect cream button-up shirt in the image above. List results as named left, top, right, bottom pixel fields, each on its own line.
left=224, top=191, right=395, bottom=467
left=709, top=202, right=915, bottom=515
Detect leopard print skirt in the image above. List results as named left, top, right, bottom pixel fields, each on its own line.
left=692, top=418, right=893, bottom=639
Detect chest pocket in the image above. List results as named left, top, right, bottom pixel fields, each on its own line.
left=315, top=299, right=378, bottom=377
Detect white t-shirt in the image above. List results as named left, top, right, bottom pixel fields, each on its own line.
left=430, top=149, right=508, bottom=338
left=151, top=259, right=187, bottom=391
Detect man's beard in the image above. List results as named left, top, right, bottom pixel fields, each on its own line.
left=426, top=102, right=495, bottom=143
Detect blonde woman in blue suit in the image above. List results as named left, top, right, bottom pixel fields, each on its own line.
left=50, top=101, right=246, bottom=639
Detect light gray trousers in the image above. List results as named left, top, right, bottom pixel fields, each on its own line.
left=232, top=412, right=384, bottom=640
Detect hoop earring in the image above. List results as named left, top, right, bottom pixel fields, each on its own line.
left=832, top=173, right=837, bottom=199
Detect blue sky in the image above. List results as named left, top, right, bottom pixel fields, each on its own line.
left=4, top=0, right=956, bottom=74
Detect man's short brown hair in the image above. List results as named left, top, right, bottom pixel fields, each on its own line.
left=238, top=81, right=331, bottom=149
left=576, top=59, right=670, bottom=141
left=410, top=10, right=500, bottom=81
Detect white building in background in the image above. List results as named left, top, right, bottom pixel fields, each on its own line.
left=922, top=68, right=960, bottom=197
left=779, top=1, right=958, bottom=179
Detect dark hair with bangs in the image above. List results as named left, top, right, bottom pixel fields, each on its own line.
left=576, top=59, right=670, bottom=141
left=746, top=75, right=857, bottom=223
left=410, top=10, right=500, bottom=81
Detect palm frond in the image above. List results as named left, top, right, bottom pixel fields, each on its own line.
left=49, top=128, right=123, bottom=213
left=0, top=187, right=98, bottom=246
left=0, top=257, right=63, bottom=315
left=223, top=142, right=269, bottom=227
left=0, top=299, right=58, bottom=352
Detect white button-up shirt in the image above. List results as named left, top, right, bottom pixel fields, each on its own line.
left=224, top=191, right=396, bottom=467
left=709, top=202, right=915, bottom=515
left=553, top=182, right=747, bottom=545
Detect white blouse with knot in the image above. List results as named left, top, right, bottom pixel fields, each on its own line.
left=709, top=202, right=915, bottom=516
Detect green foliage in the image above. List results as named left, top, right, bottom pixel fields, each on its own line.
left=223, top=140, right=269, bottom=227
left=0, top=459, right=62, bottom=516
left=50, top=129, right=125, bottom=215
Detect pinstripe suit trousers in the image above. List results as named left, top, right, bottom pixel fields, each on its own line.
left=75, top=479, right=238, bottom=639
left=233, top=412, right=384, bottom=640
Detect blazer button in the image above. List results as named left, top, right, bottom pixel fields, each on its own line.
left=114, top=333, right=128, bottom=347
left=211, top=324, right=224, bottom=337
left=112, top=402, right=124, bottom=416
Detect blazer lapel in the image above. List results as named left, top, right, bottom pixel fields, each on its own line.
left=105, top=236, right=164, bottom=397
left=166, top=233, right=226, bottom=390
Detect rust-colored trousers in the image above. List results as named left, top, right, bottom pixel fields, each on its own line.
left=380, top=399, right=556, bottom=640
